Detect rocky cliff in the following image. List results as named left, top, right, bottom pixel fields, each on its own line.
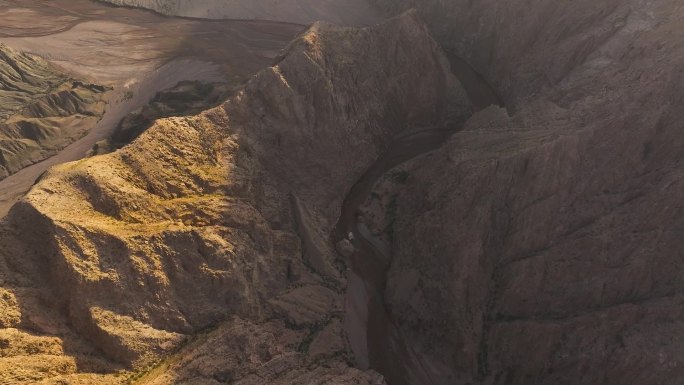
left=0, top=43, right=108, bottom=180
left=2, top=1, right=679, bottom=383
left=361, top=1, right=684, bottom=384
left=0, top=11, right=469, bottom=383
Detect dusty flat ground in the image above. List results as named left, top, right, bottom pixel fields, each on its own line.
left=0, top=0, right=302, bottom=216
left=100, top=0, right=381, bottom=25
left=0, top=0, right=303, bottom=83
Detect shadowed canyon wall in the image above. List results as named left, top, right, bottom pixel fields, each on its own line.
left=360, top=1, right=684, bottom=384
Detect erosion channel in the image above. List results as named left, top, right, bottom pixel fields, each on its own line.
left=337, top=58, right=503, bottom=385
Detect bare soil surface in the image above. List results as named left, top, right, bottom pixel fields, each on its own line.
left=0, top=0, right=303, bottom=83
left=99, top=0, right=381, bottom=26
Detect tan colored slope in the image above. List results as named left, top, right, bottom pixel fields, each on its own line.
left=0, top=11, right=469, bottom=383
left=0, top=43, right=65, bottom=119
left=0, top=43, right=108, bottom=181
left=105, top=80, right=234, bottom=151
left=99, top=0, right=380, bottom=25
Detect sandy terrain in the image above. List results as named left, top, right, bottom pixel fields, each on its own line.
left=0, top=0, right=302, bottom=83
left=100, top=0, right=381, bottom=25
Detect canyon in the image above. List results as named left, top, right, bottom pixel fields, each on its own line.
left=0, top=0, right=683, bottom=384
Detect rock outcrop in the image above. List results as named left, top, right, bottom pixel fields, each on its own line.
left=0, top=11, right=469, bottom=383
left=101, top=80, right=232, bottom=152
left=0, top=43, right=108, bottom=180
left=359, top=1, right=684, bottom=384
left=5, top=0, right=678, bottom=383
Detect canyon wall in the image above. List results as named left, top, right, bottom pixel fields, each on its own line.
left=2, top=1, right=681, bottom=383
left=0, top=12, right=469, bottom=383
left=363, top=1, right=684, bottom=384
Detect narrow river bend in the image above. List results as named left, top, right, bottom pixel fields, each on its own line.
left=336, top=57, right=503, bottom=385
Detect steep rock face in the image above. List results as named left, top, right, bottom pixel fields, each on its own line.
left=99, top=0, right=380, bottom=25
left=0, top=11, right=469, bottom=383
left=363, top=1, right=684, bottom=384
left=370, top=0, right=645, bottom=105
left=0, top=43, right=108, bottom=180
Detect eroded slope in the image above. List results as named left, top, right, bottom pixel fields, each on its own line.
left=0, top=12, right=469, bottom=384
left=0, top=43, right=108, bottom=180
